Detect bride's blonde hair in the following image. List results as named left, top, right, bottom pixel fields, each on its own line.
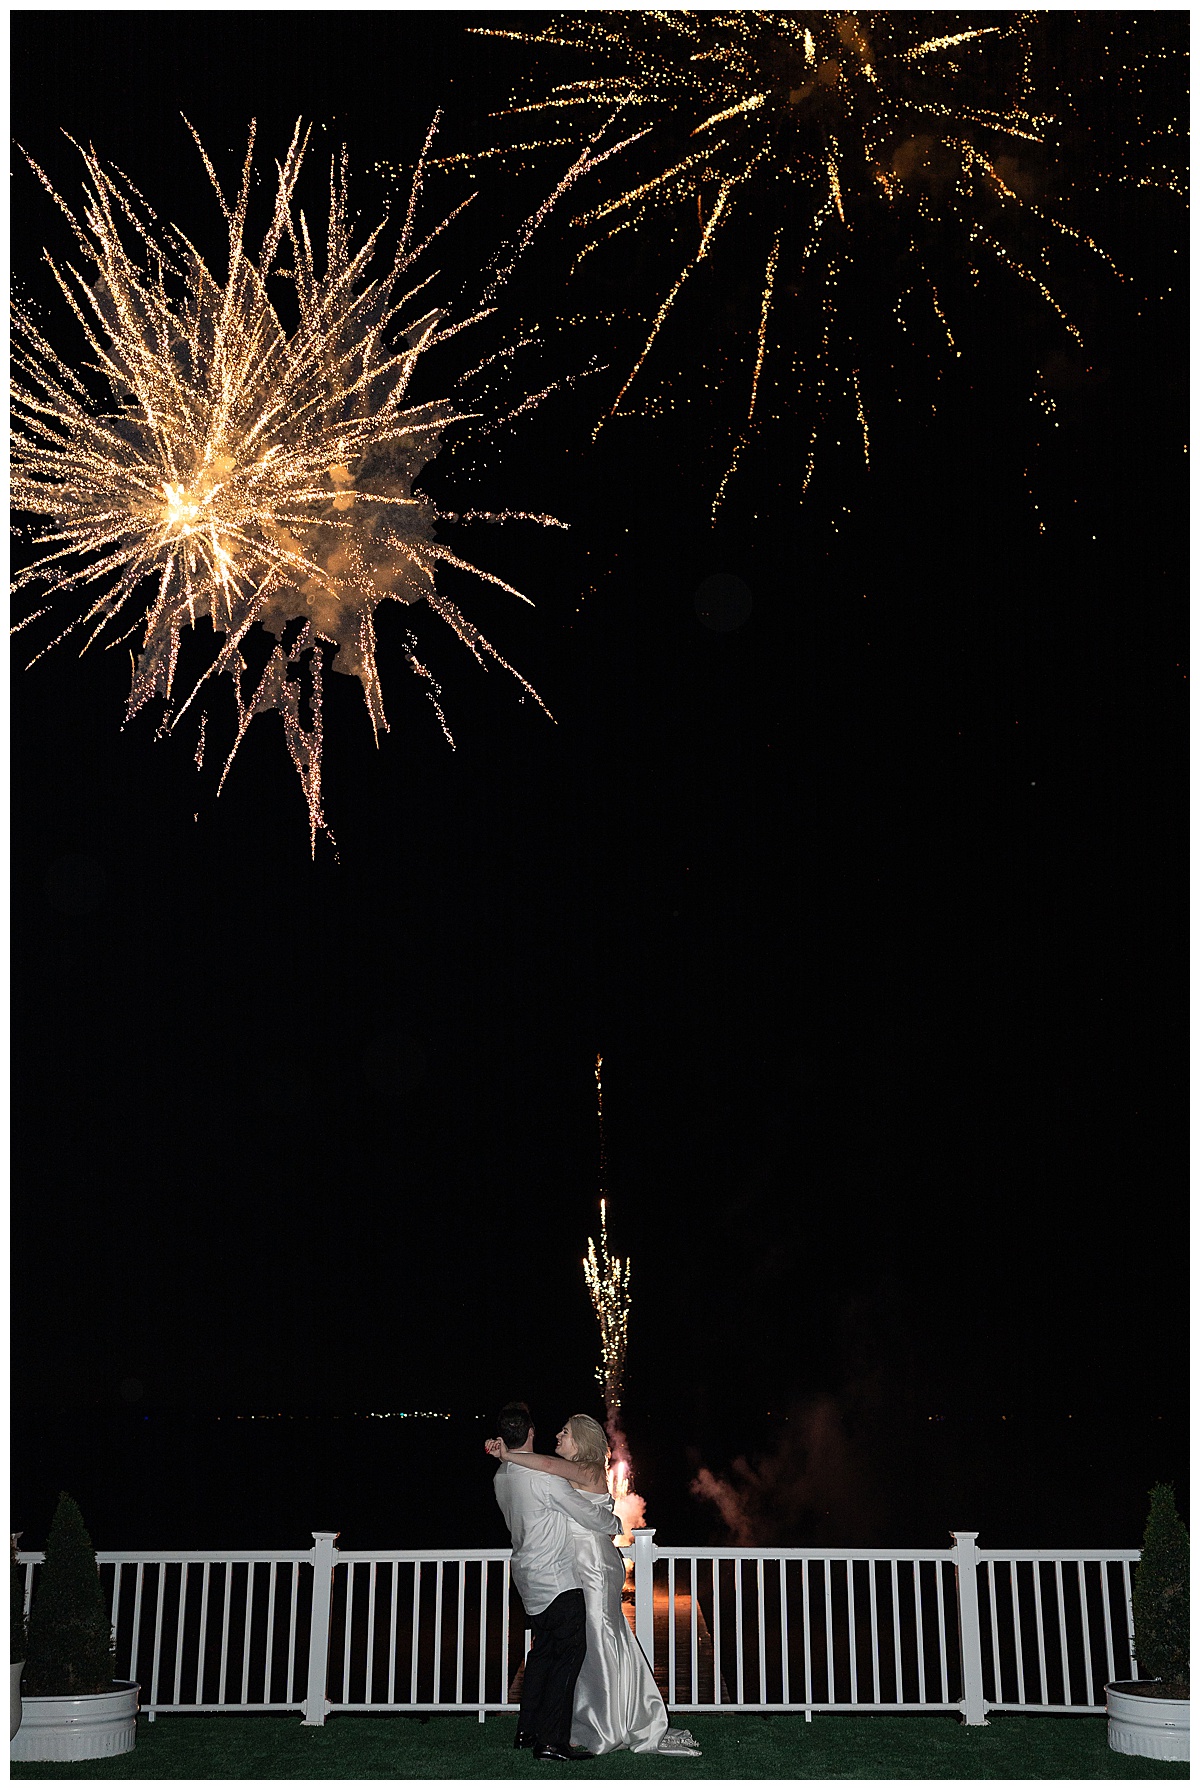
left=567, top=1413, right=610, bottom=1473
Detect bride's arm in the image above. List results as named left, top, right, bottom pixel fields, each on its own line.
left=484, top=1439, right=605, bottom=1492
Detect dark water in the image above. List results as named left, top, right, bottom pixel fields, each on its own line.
left=11, top=1406, right=1186, bottom=1555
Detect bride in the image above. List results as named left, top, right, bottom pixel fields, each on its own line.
left=486, top=1415, right=700, bottom=1757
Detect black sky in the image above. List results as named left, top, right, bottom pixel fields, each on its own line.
left=10, top=12, right=1188, bottom=1548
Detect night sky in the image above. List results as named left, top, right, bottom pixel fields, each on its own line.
left=11, top=11, right=1188, bottom=1553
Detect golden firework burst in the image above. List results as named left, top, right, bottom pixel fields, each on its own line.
left=476, top=12, right=1124, bottom=511
left=11, top=118, right=614, bottom=848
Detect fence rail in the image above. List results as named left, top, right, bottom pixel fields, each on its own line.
left=17, top=1529, right=1142, bottom=1727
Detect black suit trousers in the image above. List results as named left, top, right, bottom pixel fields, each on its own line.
left=519, top=1587, right=587, bottom=1749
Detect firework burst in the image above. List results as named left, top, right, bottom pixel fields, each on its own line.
left=477, top=12, right=1122, bottom=511
left=12, top=118, right=611, bottom=849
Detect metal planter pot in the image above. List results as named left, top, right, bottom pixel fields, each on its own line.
left=1106, top=1680, right=1189, bottom=1762
left=9, top=1680, right=139, bottom=1762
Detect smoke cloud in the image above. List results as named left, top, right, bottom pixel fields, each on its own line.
left=690, top=1395, right=882, bottom=1546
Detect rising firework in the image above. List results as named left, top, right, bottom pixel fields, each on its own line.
left=11, top=119, right=615, bottom=849
left=475, top=12, right=1123, bottom=511
left=582, top=1055, right=644, bottom=1539
left=584, top=1198, right=630, bottom=1414
left=583, top=1057, right=631, bottom=1412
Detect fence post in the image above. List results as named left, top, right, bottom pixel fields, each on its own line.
left=632, top=1528, right=657, bottom=1672
left=301, top=1531, right=339, bottom=1725
left=951, top=1532, right=989, bottom=1726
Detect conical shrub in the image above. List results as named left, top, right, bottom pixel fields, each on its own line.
left=1131, top=1482, right=1189, bottom=1695
left=23, top=1494, right=115, bottom=1696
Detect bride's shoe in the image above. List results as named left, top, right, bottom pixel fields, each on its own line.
left=656, top=1726, right=702, bottom=1756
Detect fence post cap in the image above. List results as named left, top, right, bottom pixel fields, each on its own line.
left=311, top=1530, right=340, bottom=1542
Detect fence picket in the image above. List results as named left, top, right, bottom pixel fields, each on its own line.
left=286, top=1563, right=299, bottom=1706
left=935, top=1561, right=948, bottom=1704
left=1011, top=1563, right=1026, bottom=1705
left=409, top=1564, right=421, bottom=1702
left=241, top=1562, right=254, bottom=1705
left=150, top=1564, right=167, bottom=1708
left=342, top=1563, right=355, bottom=1704
left=365, top=1563, right=378, bottom=1704
left=987, top=1560, right=1002, bottom=1699
left=1099, top=1563, right=1116, bottom=1688
left=173, top=1563, right=188, bottom=1706
left=801, top=1560, right=812, bottom=1707
left=1078, top=1562, right=1095, bottom=1706
left=197, top=1563, right=211, bottom=1705
left=913, top=1563, right=926, bottom=1705
left=388, top=1562, right=399, bottom=1704
left=500, top=1561, right=510, bottom=1706
left=1055, top=1559, right=1071, bottom=1705
left=1032, top=1560, right=1048, bottom=1703
left=691, top=1560, right=700, bottom=1705
left=265, top=1563, right=278, bottom=1705
left=432, top=1561, right=444, bottom=1704
left=455, top=1563, right=466, bottom=1705
left=668, top=1557, right=677, bottom=1704
left=869, top=1559, right=881, bottom=1703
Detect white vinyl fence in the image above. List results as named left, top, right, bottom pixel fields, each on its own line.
left=16, top=1529, right=1142, bottom=1726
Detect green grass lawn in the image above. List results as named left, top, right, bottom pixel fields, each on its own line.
left=11, top=1712, right=1189, bottom=1780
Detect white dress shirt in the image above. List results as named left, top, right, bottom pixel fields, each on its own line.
left=494, top=1458, right=621, bottom=1615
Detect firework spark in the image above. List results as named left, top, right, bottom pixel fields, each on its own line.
left=12, top=119, right=608, bottom=849
left=583, top=1060, right=631, bottom=1412
left=583, top=1200, right=630, bottom=1413
left=477, top=12, right=1125, bottom=511
left=582, top=1054, right=644, bottom=1540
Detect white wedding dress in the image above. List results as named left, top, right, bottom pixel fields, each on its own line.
left=568, top=1491, right=697, bottom=1756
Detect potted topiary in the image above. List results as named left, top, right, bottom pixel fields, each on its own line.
left=1107, top=1482, right=1189, bottom=1762
left=11, top=1536, right=27, bottom=1741
left=10, top=1494, right=138, bottom=1763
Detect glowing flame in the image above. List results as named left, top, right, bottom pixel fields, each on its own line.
left=607, top=1445, right=647, bottom=1546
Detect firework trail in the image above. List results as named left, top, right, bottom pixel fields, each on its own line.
left=475, top=12, right=1125, bottom=511
left=583, top=1054, right=644, bottom=1539
left=11, top=118, right=616, bottom=849
left=584, top=1201, right=630, bottom=1417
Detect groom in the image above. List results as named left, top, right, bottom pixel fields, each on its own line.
left=490, top=1400, right=619, bottom=1762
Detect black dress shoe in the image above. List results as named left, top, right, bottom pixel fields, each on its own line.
left=533, top=1743, right=593, bottom=1762
left=513, top=1730, right=536, bottom=1750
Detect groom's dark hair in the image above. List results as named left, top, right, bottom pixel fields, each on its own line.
left=498, top=1401, right=533, bottom=1447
